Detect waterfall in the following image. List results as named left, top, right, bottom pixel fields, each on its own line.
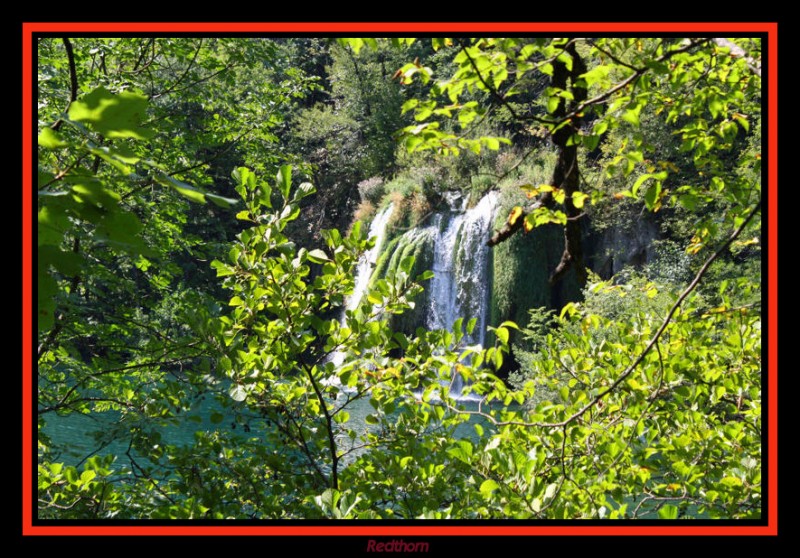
left=348, top=203, right=394, bottom=311
left=328, top=203, right=394, bottom=372
left=331, top=191, right=499, bottom=399
left=426, top=191, right=498, bottom=396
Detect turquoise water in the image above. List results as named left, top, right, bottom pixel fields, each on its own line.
left=41, top=397, right=709, bottom=519
left=41, top=391, right=493, bottom=468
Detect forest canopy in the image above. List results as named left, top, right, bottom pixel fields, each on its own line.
left=34, top=34, right=763, bottom=521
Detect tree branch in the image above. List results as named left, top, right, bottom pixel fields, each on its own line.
left=302, top=362, right=339, bottom=490
left=51, top=37, right=79, bottom=132
left=458, top=200, right=761, bottom=429
left=587, top=39, right=643, bottom=72
left=151, top=38, right=203, bottom=99
left=565, top=38, right=713, bottom=123
left=458, top=42, right=555, bottom=126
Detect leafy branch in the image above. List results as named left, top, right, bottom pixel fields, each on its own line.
left=450, top=199, right=761, bottom=429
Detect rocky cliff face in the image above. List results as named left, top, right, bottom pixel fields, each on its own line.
left=587, top=216, right=660, bottom=279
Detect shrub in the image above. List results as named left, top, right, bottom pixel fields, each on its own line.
left=357, top=176, right=386, bottom=205
left=352, top=200, right=377, bottom=229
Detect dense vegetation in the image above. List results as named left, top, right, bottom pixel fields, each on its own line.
left=36, top=36, right=762, bottom=519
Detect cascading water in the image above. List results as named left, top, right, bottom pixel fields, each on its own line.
left=333, top=192, right=499, bottom=398
left=426, top=191, right=499, bottom=396
left=328, top=203, right=394, bottom=371
left=348, top=203, right=395, bottom=311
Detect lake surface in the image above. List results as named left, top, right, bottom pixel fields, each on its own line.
left=41, top=391, right=493, bottom=468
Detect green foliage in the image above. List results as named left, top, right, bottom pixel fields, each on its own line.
left=37, top=36, right=763, bottom=522
left=357, top=176, right=386, bottom=205
left=505, top=274, right=760, bottom=518
left=37, top=37, right=318, bottom=518
left=390, top=37, right=760, bottom=252
left=369, top=229, right=435, bottom=335
left=176, top=167, right=511, bottom=517
left=38, top=451, right=123, bottom=519
left=490, top=182, right=581, bottom=328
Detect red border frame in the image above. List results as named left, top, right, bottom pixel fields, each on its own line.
left=23, top=21, right=777, bottom=537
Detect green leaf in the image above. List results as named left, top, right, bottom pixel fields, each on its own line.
left=211, top=260, right=235, bottom=277
left=495, top=326, right=509, bottom=345
left=275, top=241, right=296, bottom=256
left=582, top=134, right=600, bottom=151
left=94, top=210, right=146, bottom=253
left=277, top=165, right=292, bottom=200
left=206, top=193, right=239, bottom=209
left=447, top=440, right=473, bottom=463
left=296, top=182, right=316, bottom=200
left=159, top=175, right=206, bottom=204
left=622, top=107, right=641, bottom=127
left=544, top=482, right=558, bottom=501
left=64, top=467, right=78, bottom=485
left=632, top=174, right=652, bottom=196
left=593, top=120, right=608, bottom=136
left=644, top=182, right=662, bottom=210
left=677, top=194, right=699, bottom=210
left=70, top=181, right=120, bottom=211
left=483, top=136, right=500, bottom=150
left=307, top=249, right=329, bottom=264
left=339, top=37, right=364, bottom=54
left=479, top=479, right=499, bottom=497
left=68, top=86, right=153, bottom=139
left=547, top=96, right=560, bottom=114
left=572, top=191, right=589, bottom=209
left=39, top=245, right=82, bottom=276
left=658, top=504, right=679, bottom=519
left=581, top=64, right=611, bottom=87
left=229, top=384, right=248, bottom=402
left=86, top=143, right=135, bottom=175
left=400, top=255, right=415, bottom=274
left=38, top=204, right=70, bottom=246
left=233, top=167, right=256, bottom=191
left=280, top=204, right=301, bottom=223
left=38, top=128, right=68, bottom=148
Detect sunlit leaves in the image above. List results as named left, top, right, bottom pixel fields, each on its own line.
left=524, top=208, right=567, bottom=231
left=37, top=36, right=762, bottom=521
left=307, top=249, right=330, bottom=264
left=38, top=128, right=67, bottom=148
left=571, top=191, right=589, bottom=209
left=479, top=479, right=499, bottom=498
left=277, top=164, right=293, bottom=201
left=68, top=86, right=153, bottom=140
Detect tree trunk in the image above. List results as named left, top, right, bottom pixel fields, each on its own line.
left=548, top=42, right=588, bottom=288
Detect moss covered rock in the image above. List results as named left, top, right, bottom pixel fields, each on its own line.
left=370, top=227, right=435, bottom=336
left=489, top=189, right=582, bottom=332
